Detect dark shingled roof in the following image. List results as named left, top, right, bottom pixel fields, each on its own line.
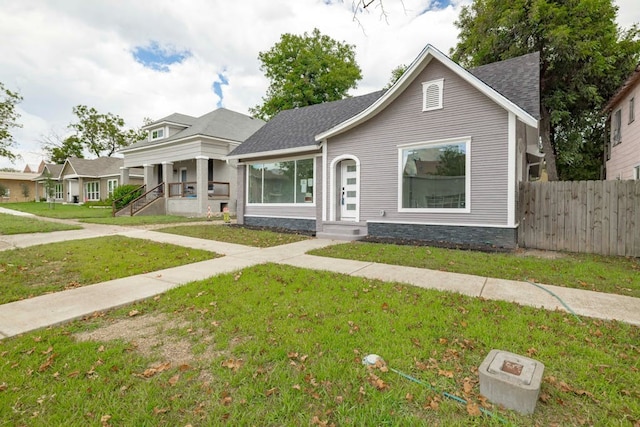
left=469, top=51, right=540, bottom=119
left=228, top=90, right=386, bottom=157
left=229, top=51, right=540, bottom=158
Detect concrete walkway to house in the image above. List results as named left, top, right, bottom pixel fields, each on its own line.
left=0, top=206, right=638, bottom=340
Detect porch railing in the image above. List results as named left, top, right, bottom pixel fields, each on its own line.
left=167, top=181, right=230, bottom=198
left=113, top=182, right=164, bottom=217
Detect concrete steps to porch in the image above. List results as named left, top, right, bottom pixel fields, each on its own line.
left=316, top=222, right=367, bottom=241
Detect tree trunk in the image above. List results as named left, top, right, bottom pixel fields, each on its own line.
left=540, top=105, right=559, bottom=181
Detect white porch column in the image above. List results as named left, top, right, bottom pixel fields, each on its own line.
left=196, top=156, right=208, bottom=216
left=162, top=162, right=173, bottom=196
left=35, top=181, right=40, bottom=202
left=120, top=167, right=130, bottom=185
left=143, top=164, right=154, bottom=188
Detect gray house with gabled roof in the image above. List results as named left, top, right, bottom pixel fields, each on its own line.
left=34, top=157, right=143, bottom=203
left=227, top=44, right=542, bottom=248
left=119, top=108, right=264, bottom=216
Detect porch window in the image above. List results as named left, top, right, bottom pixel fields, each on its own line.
left=247, top=158, right=314, bottom=204
left=107, top=179, right=118, bottom=198
left=85, top=181, right=100, bottom=201
left=399, top=139, right=470, bottom=211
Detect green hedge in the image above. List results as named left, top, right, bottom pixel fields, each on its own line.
left=111, top=185, right=143, bottom=209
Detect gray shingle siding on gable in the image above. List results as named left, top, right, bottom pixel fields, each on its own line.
left=228, top=91, right=385, bottom=157
left=469, top=52, right=540, bottom=119
left=324, top=58, right=511, bottom=227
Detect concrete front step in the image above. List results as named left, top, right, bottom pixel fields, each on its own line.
left=317, top=222, right=367, bottom=241
left=316, top=232, right=364, bottom=241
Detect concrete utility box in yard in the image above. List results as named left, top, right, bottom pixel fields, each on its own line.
left=479, top=349, right=545, bottom=414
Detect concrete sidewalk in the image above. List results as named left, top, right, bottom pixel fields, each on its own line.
left=0, top=208, right=638, bottom=339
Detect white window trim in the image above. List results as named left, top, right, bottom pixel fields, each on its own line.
left=150, top=127, right=166, bottom=141
left=397, top=137, right=471, bottom=214
left=245, top=156, right=316, bottom=206
left=612, top=109, right=622, bottom=146
left=54, top=183, right=63, bottom=200
left=422, top=78, right=444, bottom=111
left=629, top=97, right=635, bottom=124
left=85, top=181, right=100, bottom=201
left=329, top=155, right=361, bottom=222
left=107, top=179, right=118, bottom=197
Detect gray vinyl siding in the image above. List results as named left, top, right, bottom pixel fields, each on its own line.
left=326, top=59, right=511, bottom=227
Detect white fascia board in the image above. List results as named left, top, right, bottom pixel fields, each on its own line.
left=119, top=135, right=239, bottom=154
left=315, top=45, right=538, bottom=142
left=141, top=120, right=190, bottom=130
left=225, top=144, right=320, bottom=162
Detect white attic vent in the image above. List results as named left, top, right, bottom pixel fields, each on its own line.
left=422, top=78, right=444, bottom=111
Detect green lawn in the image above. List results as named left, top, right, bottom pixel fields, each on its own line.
left=0, top=236, right=218, bottom=304
left=309, top=242, right=640, bottom=298
left=0, top=213, right=81, bottom=235
left=4, top=202, right=112, bottom=219
left=81, top=215, right=206, bottom=226
left=0, top=264, right=637, bottom=426
left=159, top=224, right=310, bottom=247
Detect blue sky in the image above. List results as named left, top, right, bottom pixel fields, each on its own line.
left=132, top=42, right=192, bottom=73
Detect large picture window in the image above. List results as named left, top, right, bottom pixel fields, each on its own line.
left=399, top=139, right=469, bottom=211
left=248, top=158, right=314, bottom=204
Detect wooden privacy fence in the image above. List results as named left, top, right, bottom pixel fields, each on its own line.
left=518, top=180, right=640, bottom=257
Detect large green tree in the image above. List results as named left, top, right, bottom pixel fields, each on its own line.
left=0, top=82, right=23, bottom=162
left=250, top=28, right=363, bottom=120
left=451, top=0, right=640, bottom=180
left=68, top=105, right=146, bottom=158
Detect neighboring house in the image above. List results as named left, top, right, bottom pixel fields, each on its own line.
left=0, top=171, right=38, bottom=202
left=226, top=45, right=542, bottom=249
left=119, top=108, right=265, bottom=217
left=33, top=163, right=64, bottom=202
left=34, top=157, right=143, bottom=203
left=604, top=62, right=640, bottom=180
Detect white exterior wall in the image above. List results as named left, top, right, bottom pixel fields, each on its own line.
left=607, top=82, right=640, bottom=180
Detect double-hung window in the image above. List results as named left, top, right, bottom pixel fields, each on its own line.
left=248, top=158, right=314, bottom=204
left=54, top=183, right=63, bottom=200
left=399, top=138, right=470, bottom=212
left=107, top=179, right=118, bottom=198
left=612, top=109, right=622, bottom=145
left=85, top=181, right=100, bottom=201
left=629, top=97, right=635, bottom=124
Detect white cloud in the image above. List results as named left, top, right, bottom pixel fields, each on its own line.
left=0, top=0, right=637, bottom=170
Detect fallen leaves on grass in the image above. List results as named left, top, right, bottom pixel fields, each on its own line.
left=38, top=353, right=56, bottom=372
left=221, top=358, right=243, bottom=372
left=135, top=362, right=171, bottom=378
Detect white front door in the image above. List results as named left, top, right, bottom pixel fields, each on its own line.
left=340, top=160, right=358, bottom=221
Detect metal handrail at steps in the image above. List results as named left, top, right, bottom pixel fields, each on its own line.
left=112, top=182, right=164, bottom=217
